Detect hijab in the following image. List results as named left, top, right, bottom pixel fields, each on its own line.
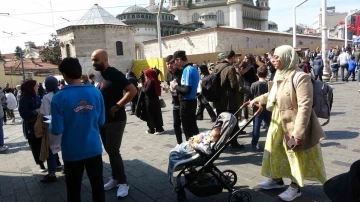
left=45, top=76, right=59, bottom=93
left=144, top=69, right=161, bottom=96
left=21, top=80, right=37, bottom=96
left=266, top=45, right=299, bottom=111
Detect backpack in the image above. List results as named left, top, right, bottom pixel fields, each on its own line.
left=201, top=64, right=228, bottom=102
left=292, top=72, right=333, bottom=126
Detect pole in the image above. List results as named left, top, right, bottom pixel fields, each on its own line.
left=345, top=9, right=359, bottom=47
left=293, top=0, right=308, bottom=48
left=157, top=0, right=165, bottom=58
left=321, top=0, right=331, bottom=81
left=20, top=51, right=25, bottom=82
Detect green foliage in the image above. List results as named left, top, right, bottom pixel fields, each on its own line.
left=14, top=46, right=23, bottom=59
left=39, top=34, right=61, bottom=65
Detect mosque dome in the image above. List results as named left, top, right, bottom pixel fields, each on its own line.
left=123, top=5, right=150, bottom=14
left=145, top=5, right=169, bottom=13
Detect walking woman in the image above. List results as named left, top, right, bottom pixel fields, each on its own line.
left=19, top=80, right=46, bottom=172
left=250, top=45, right=326, bottom=201
left=39, top=76, right=63, bottom=183
left=196, top=65, right=216, bottom=122
left=143, top=69, right=164, bottom=135
left=312, top=54, right=324, bottom=81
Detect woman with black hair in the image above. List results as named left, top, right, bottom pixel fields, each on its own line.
left=196, top=65, right=217, bottom=122
left=239, top=54, right=258, bottom=127
left=18, top=80, right=45, bottom=172
left=127, top=72, right=138, bottom=115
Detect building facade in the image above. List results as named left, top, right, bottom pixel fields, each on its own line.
left=313, top=7, right=347, bottom=33
left=56, top=4, right=136, bottom=74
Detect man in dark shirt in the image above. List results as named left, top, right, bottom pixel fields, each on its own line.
left=91, top=49, right=137, bottom=199
left=165, top=55, right=184, bottom=144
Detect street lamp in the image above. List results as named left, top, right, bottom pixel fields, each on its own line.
left=293, top=0, right=308, bottom=48
left=344, top=9, right=359, bottom=47
left=157, top=0, right=165, bottom=58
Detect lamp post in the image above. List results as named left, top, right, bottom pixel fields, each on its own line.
left=321, top=0, right=331, bottom=81
left=157, top=0, right=165, bottom=58
left=293, top=0, right=308, bottom=48
left=345, top=9, right=359, bottom=47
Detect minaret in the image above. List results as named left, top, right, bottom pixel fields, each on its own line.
left=149, top=0, right=155, bottom=5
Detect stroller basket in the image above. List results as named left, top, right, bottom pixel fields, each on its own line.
left=185, top=172, right=223, bottom=197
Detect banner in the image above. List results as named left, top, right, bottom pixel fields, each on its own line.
left=133, top=58, right=167, bottom=81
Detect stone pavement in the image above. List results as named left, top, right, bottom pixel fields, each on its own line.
left=0, top=81, right=359, bottom=202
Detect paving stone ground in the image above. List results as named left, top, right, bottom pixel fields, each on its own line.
left=0, top=81, right=359, bottom=202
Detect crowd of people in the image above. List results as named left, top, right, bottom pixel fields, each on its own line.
left=0, top=44, right=359, bottom=202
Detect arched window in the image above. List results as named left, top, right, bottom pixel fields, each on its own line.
left=216, top=10, right=224, bottom=24
left=66, top=44, right=70, bottom=57
left=192, top=13, right=200, bottom=22
left=116, top=41, right=124, bottom=56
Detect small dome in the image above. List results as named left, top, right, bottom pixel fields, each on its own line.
left=123, top=5, right=149, bottom=14
left=268, top=21, right=277, bottom=26
left=200, top=11, right=216, bottom=16
left=145, top=5, right=169, bottom=13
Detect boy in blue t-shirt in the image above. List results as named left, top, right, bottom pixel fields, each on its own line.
left=50, top=57, right=105, bottom=202
left=250, top=66, right=271, bottom=150
left=345, top=56, right=357, bottom=82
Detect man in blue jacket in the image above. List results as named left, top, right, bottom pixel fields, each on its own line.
left=50, top=57, right=106, bottom=202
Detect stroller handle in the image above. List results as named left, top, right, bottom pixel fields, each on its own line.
left=235, top=101, right=263, bottom=117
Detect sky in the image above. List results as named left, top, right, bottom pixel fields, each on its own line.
left=0, top=0, right=358, bottom=54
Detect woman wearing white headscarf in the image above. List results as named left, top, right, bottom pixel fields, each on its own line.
left=250, top=45, right=326, bottom=201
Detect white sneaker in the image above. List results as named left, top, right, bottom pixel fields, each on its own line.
left=258, top=179, right=285, bottom=190
left=117, top=184, right=129, bottom=198
left=0, top=145, right=9, bottom=152
left=238, top=120, right=248, bottom=127
left=104, top=178, right=119, bottom=190
left=278, top=186, right=302, bottom=201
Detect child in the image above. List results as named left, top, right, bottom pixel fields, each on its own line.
left=330, top=57, right=340, bottom=82
left=167, top=124, right=222, bottom=184
left=345, top=56, right=357, bottom=82
left=50, top=57, right=105, bottom=202
left=250, top=66, right=271, bottom=150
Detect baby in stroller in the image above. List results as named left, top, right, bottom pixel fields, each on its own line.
left=167, top=123, right=222, bottom=183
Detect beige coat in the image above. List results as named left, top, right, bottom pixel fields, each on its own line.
left=253, top=69, right=326, bottom=151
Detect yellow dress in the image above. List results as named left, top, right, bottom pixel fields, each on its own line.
left=261, top=104, right=327, bottom=187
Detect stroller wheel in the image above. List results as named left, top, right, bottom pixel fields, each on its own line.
left=228, top=190, right=251, bottom=202
left=222, top=170, right=237, bottom=187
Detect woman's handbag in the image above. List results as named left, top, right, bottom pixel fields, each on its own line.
left=159, top=98, right=166, bottom=108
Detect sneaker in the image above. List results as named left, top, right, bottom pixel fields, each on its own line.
left=39, top=168, right=47, bottom=173
left=238, top=120, right=248, bottom=127
left=117, top=184, right=129, bottom=198
left=258, top=179, right=285, bottom=190
left=0, top=145, right=9, bottom=152
left=56, top=165, right=63, bottom=172
left=146, top=130, right=154, bottom=134
left=252, top=144, right=260, bottom=151
left=278, top=186, right=302, bottom=201
left=104, top=178, right=119, bottom=191
left=154, top=129, right=165, bottom=135
left=40, top=174, right=57, bottom=183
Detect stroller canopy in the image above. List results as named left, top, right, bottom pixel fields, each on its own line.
left=212, top=112, right=238, bottom=151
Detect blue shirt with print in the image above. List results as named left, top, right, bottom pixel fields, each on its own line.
left=181, top=64, right=200, bottom=100
left=50, top=84, right=105, bottom=162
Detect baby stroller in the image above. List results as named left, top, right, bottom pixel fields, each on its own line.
left=170, top=103, right=263, bottom=202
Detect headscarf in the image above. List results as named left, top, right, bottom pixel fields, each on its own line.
left=144, top=69, right=161, bottom=96
left=21, top=80, right=37, bottom=96
left=45, top=76, right=59, bottom=93
left=266, top=45, right=299, bottom=111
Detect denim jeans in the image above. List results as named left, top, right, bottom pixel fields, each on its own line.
left=100, top=121, right=127, bottom=184
left=0, top=117, right=4, bottom=146
left=252, top=109, right=272, bottom=146
left=47, top=148, right=60, bottom=175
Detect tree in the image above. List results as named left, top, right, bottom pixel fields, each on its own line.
left=39, top=34, right=61, bottom=65
left=14, top=46, right=23, bottom=59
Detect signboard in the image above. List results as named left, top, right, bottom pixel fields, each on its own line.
left=133, top=58, right=166, bottom=81
left=353, top=35, right=360, bottom=44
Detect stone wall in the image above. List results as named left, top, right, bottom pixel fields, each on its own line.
left=58, top=25, right=136, bottom=73
left=143, top=27, right=347, bottom=59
